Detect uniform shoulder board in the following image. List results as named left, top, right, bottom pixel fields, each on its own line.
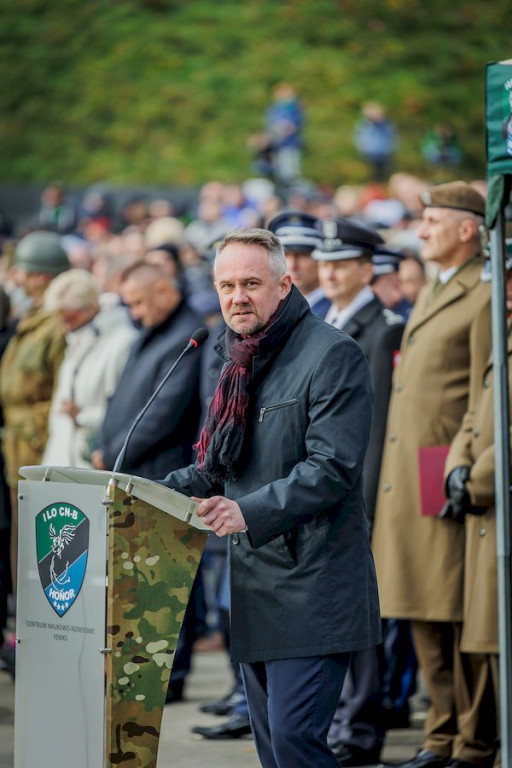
left=383, top=308, right=404, bottom=326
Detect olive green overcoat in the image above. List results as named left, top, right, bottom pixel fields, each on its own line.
left=372, top=257, right=492, bottom=621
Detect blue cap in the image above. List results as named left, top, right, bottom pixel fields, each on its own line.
left=372, top=245, right=407, bottom=277
left=267, top=211, right=322, bottom=253
left=312, top=218, right=383, bottom=261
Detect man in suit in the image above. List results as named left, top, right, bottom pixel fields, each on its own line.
left=314, top=218, right=404, bottom=766
left=267, top=211, right=331, bottom=318
left=374, top=182, right=493, bottom=768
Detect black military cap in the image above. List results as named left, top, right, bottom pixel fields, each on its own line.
left=372, top=245, right=407, bottom=277
left=312, top=218, right=383, bottom=261
left=267, top=211, right=323, bottom=253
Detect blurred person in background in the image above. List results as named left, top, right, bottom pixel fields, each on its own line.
left=371, top=245, right=413, bottom=321
left=314, top=219, right=404, bottom=766
left=37, top=182, right=78, bottom=235
left=266, top=83, right=304, bottom=185
left=267, top=210, right=330, bottom=318
left=0, top=231, right=70, bottom=597
left=42, top=269, right=137, bottom=469
left=353, top=102, right=398, bottom=182
left=399, top=253, right=428, bottom=306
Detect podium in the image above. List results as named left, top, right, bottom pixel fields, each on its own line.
left=14, top=465, right=209, bottom=768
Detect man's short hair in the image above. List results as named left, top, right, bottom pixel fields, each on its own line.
left=216, top=228, right=287, bottom=280
left=44, top=268, right=100, bottom=312
left=120, top=260, right=177, bottom=288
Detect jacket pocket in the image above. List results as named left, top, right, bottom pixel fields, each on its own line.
left=258, top=398, right=298, bottom=422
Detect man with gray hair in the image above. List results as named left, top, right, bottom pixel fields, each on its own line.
left=43, top=269, right=136, bottom=469
left=161, top=227, right=381, bottom=768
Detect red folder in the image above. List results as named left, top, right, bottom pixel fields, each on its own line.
left=418, top=445, right=450, bottom=516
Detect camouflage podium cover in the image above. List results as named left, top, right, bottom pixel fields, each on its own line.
left=15, top=466, right=208, bottom=768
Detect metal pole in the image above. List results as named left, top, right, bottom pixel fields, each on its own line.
left=490, top=208, right=512, bottom=766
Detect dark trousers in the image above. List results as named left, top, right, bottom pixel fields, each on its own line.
left=241, top=653, right=351, bottom=768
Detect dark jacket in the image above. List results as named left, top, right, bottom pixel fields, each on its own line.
left=99, top=301, right=202, bottom=480
left=343, top=296, right=404, bottom=525
left=163, top=287, right=381, bottom=663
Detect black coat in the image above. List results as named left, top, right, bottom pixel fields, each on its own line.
left=99, top=301, right=202, bottom=480
left=163, top=287, right=381, bottom=663
left=342, top=297, right=404, bottom=525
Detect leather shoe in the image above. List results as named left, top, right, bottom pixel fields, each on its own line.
left=334, top=743, right=381, bottom=766
left=379, top=749, right=450, bottom=768
left=199, top=689, right=245, bottom=715
left=191, top=714, right=252, bottom=740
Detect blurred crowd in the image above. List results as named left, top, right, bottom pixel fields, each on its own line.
left=0, top=167, right=505, bottom=767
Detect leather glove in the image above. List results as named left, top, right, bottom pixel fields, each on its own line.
left=440, top=466, right=471, bottom=523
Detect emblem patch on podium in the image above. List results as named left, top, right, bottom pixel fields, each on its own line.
left=35, top=502, right=90, bottom=617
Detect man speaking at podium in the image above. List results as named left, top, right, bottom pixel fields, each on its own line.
left=162, top=227, right=381, bottom=768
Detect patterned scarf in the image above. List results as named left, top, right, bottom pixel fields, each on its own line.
left=195, top=300, right=286, bottom=483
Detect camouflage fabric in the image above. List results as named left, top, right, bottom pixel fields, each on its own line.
left=106, top=483, right=207, bottom=768
left=0, top=306, right=65, bottom=486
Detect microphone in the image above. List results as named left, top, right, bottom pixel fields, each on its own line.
left=112, top=327, right=209, bottom=474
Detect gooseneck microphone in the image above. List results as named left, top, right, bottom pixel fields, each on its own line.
left=112, top=327, right=209, bottom=474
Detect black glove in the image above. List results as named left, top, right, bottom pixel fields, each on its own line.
left=440, top=466, right=471, bottom=523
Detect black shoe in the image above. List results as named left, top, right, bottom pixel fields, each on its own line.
left=334, top=743, right=381, bottom=766
left=199, top=689, right=245, bottom=716
left=191, top=714, right=252, bottom=740
left=379, top=750, right=450, bottom=768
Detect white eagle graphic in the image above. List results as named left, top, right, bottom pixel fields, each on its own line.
left=49, top=523, right=75, bottom=586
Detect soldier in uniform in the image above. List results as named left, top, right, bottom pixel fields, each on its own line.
left=374, top=182, right=493, bottom=768
left=267, top=211, right=331, bottom=318
left=441, top=227, right=512, bottom=768
left=0, top=231, right=70, bottom=594
left=314, top=219, right=404, bottom=766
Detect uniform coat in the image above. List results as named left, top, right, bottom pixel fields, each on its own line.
left=343, top=296, right=404, bottom=524
left=99, top=301, right=203, bottom=480
left=164, top=287, right=381, bottom=664
left=0, top=307, right=66, bottom=486
left=372, top=257, right=492, bottom=621
left=444, top=334, right=512, bottom=654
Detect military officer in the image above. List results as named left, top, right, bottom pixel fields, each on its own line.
left=374, top=182, right=493, bottom=768
left=0, top=231, right=70, bottom=594
left=267, top=211, right=331, bottom=318
left=314, top=218, right=404, bottom=766
left=441, top=226, right=512, bottom=768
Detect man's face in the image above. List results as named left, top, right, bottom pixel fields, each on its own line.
left=121, top=278, right=177, bottom=328
left=399, top=258, right=427, bottom=305
left=372, top=272, right=404, bottom=309
left=317, top=258, right=372, bottom=309
left=214, top=242, right=291, bottom=335
left=417, top=207, right=463, bottom=267
left=285, top=249, right=319, bottom=295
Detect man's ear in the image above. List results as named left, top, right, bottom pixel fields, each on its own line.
left=279, top=273, right=293, bottom=297
left=459, top=217, right=478, bottom=244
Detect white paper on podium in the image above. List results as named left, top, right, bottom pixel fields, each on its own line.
left=19, top=465, right=209, bottom=531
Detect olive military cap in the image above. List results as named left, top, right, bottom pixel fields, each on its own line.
left=420, top=181, right=485, bottom=217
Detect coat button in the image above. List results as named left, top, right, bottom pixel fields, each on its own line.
left=231, top=534, right=240, bottom=545
left=382, top=483, right=392, bottom=492
left=407, top=336, right=415, bottom=345
left=395, top=384, right=403, bottom=393
left=483, top=380, right=490, bottom=388
left=473, top=429, right=480, bottom=438
left=479, top=528, right=486, bottom=537
left=389, top=434, right=397, bottom=442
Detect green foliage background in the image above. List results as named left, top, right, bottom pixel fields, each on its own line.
left=1, top=0, right=510, bottom=186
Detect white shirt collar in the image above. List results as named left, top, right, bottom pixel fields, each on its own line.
left=303, top=286, right=326, bottom=307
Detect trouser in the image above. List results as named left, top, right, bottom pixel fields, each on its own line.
left=328, top=644, right=386, bottom=752
left=412, top=620, right=497, bottom=764
left=241, top=653, right=351, bottom=768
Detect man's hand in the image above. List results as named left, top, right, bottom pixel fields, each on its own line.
left=440, top=466, right=471, bottom=522
left=192, top=496, right=247, bottom=537
left=91, top=449, right=106, bottom=470
left=60, top=398, right=80, bottom=422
